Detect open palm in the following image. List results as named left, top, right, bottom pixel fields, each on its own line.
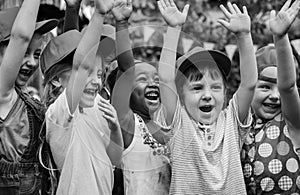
left=269, top=0, right=300, bottom=37
left=112, top=0, right=133, bottom=21
left=218, top=3, right=250, bottom=34
left=158, top=0, right=189, bottom=27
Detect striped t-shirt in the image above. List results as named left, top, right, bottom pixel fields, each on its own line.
left=155, top=94, right=252, bottom=195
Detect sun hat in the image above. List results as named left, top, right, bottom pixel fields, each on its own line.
left=40, top=30, right=82, bottom=85
left=0, top=7, right=58, bottom=42
left=176, top=46, right=231, bottom=80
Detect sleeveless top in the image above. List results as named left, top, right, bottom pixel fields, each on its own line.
left=241, top=113, right=300, bottom=194
left=122, top=114, right=171, bottom=195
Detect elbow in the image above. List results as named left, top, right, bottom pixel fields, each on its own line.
left=278, top=83, right=297, bottom=94
left=10, top=27, right=32, bottom=43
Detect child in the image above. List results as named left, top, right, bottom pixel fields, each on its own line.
left=110, top=0, right=174, bottom=194
left=0, top=3, right=57, bottom=194
left=45, top=0, right=123, bottom=194
left=156, top=0, right=257, bottom=194
left=241, top=0, right=300, bottom=194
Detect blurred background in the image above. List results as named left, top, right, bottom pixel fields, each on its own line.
left=1, top=0, right=300, bottom=99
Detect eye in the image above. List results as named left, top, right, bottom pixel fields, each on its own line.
left=211, top=84, right=222, bottom=90
left=136, top=75, right=147, bottom=82
left=192, top=85, right=203, bottom=91
left=154, top=76, right=159, bottom=83
left=34, top=50, right=41, bottom=59
left=259, top=84, right=271, bottom=90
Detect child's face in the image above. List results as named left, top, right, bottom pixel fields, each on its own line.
left=182, top=70, right=225, bottom=125
left=15, top=33, right=43, bottom=87
left=252, top=66, right=281, bottom=120
left=79, top=65, right=102, bottom=108
left=130, top=62, right=160, bottom=115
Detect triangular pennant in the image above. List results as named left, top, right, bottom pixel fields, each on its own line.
left=291, top=39, right=300, bottom=54
left=182, top=38, right=194, bottom=53
left=225, top=44, right=237, bottom=61
left=203, top=42, right=215, bottom=50
left=144, top=26, right=155, bottom=43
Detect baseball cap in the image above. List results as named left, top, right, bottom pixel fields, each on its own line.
left=0, top=7, right=58, bottom=42
left=176, top=46, right=231, bottom=80
left=256, top=44, right=299, bottom=76
left=40, top=30, right=82, bottom=85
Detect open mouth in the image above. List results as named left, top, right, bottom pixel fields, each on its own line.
left=83, top=88, right=97, bottom=96
left=262, top=102, right=280, bottom=110
left=145, top=91, right=159, bottom=101
left=19, top=69, right=32, bottom=77
left=199, top=105, right=213, bottom=112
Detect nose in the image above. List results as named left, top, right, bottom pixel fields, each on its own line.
left=201, top=89, right=212, bottom=101
left=25, top=54, right=38, bottom=68
left=269, top=88, right=280, bottom=102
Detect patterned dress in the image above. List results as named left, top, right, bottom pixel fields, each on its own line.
left=241, top=113, right=300, bottom=194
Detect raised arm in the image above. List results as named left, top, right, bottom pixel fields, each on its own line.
left=269, top=0, right=300, bottom=130
left=111, top=0, right=135, bottom=123
left=158, top=0, right=189, bottom=125
left=67, top=0, right=113, bottom=114
left=0, top=0, right=40, bottom=101
left=63, top=0, right=82, bottom=32
left=218, top=3, right=257, bottom=122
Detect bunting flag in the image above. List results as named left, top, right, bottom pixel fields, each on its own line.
left=182, top=37, right=194, bottom=53
left=291, top=39, right=300, bottom=54
left=143, top=26, right=155, bottom=43
left=225, top=44, right=237, bottom=61
left=203, top=42, right=215, bottom=50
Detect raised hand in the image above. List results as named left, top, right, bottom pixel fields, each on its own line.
left=157, top=0, right=189, bottom=27
left=269, top=0, right=300, bottom=37
left=98, top=96, right=121, bottom=132
left=218, top=2, right=251, bottom=35
left=95, top=0, right=115, bottom=15
left=64, top=0, right=82, bottom=7
left=112, top=0, right=133, bottom=21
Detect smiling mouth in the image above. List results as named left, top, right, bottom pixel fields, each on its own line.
left=83, top=89, right=97, bottom=96
left=262, top=102, right=280, bottom=110
left=19, top=69, right=32, bottom=77
left=144, top=91, right=159, bottom=101
left=199, top=105, right=213, bottom=112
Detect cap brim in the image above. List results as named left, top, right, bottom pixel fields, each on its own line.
left=35, top=19, right=59, bottom=35
left=177, top=48, right=231, bottom=79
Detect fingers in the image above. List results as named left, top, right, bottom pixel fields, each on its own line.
left=169, top=0, right=176, bottom=7
left=217, top=19, right=230, bottom=29
left=220, top=4, right=231, bottom=19
left=270, top=10, right=277, bottom=21
left=159, top=0, right=167, bottom=10
left=182, top=4, right=190, bottom=17
left=242, top=6, right=248, bottom=15
left=281, top=0, right=292, bottom=12
left=157, top=1, right=164, bottom=13
left=233, top=4, right=242, bottom=14
left=227, top=2, right=237, bottom=15
left=165, top=0, right=171, bottom=7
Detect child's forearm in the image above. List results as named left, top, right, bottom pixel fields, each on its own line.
left=73, top=12, right=104, bottom=71
left=236, top=33, right=257, bottom=90
left=107, top=128, right=124, bottom=167
left=116, top=20, right=135, bottom=73
left=0, top=0, right=40, bottom=96
left=274, top=34, right=297, bottom=91
left=159, top=26, right=181, bottom=83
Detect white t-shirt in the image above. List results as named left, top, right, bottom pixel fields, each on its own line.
left=155, top=94, right=252, bottom=195
left=122, top=114, right=171, bottom=195
left=46, top=90, right=113, bottom=195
